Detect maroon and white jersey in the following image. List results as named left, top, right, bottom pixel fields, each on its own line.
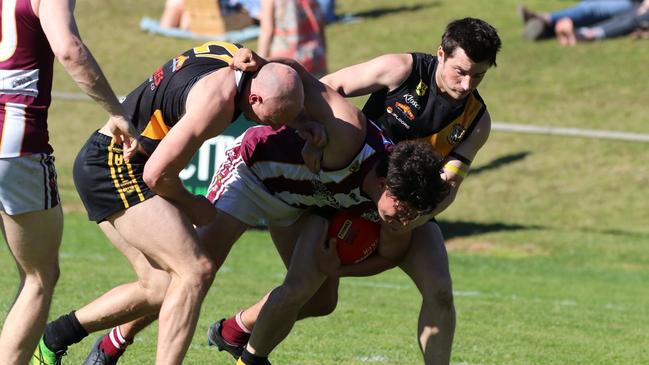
left=212, top=121, right=393, bottom=223
left=0, top=0, right=54, bottom=157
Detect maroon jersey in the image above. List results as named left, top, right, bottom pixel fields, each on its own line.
left=236, top=121, right=392, bottom=223
left=0, top=0, right=54, bottom=157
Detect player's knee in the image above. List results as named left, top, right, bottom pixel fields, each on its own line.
left=422, top=274, right=454, bottom=310
left=28, top=261, right=60, bottom=290
left=434, top=285, right=454, bottom=310
left=318, top=295, right=338, bottom=316
left=182, top=256, right=217, bottom=295
left=306, top=292, right=337, bottom=317
left=46, top=263, right=61, bottom=288
left=271, top=283, right=312, bottom=310
left=138, top=270, right=171, bottom=306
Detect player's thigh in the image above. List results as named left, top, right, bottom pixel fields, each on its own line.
left=196, top=209, right=250, bottom=268
left=268, top=216, right=310, bottom=268
left=0, top=205, right=62, bottom=274
left=98, top=220, right=168, bottom=281
left=108, top=196, right=209, bottom=273
left=283, top=214, right=330, bottom=288
left=271, top=215, right=339, bottom=310
left=399, top=221, right=452, bottom=293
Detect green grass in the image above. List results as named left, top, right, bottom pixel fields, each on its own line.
left=1, top=0, right=649, bottom=363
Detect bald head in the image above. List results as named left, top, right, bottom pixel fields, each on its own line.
left=247, top=63, right=305, bottom=127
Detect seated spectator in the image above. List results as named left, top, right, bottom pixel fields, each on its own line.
left=160, top=0, right=191, bottom=29
left=257, top=0, right=327, bottom=76
left=518, top=0, right=641, bottom=41
left=555, top=0, right=649, bottom=45
left=160, top=0, right=258, bottom=30
left=229, top=0, right=262, bottom=23
left=317, top=0, right=337, bottom=23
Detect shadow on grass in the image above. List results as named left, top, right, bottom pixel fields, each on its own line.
left=351, top=1, right=442, bottom=19
left=435, top=151, right=537, bottom=239
left=572, top=227, right=649, bottom=239
left=439, top=220, right=542, bottom=240
left=471, top=151, right=532, bottom=176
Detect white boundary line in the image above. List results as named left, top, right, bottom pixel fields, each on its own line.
left=492, top=122, right=649, bottom=143
left=51, top=91, right=649, bottom=143
left=52, top=91, right=94, bottom=101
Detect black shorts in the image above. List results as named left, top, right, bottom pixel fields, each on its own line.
left=73, top=131, right=155, bottom=222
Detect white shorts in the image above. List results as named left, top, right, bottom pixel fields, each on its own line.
left=0, top=153, right=59, bottom=215
left=206, top=141, right=304, bottom=227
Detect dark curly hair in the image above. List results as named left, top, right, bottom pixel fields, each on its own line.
left=376, top=141, right=451, bottom=215
left=441, top=17, right=502, bottom=67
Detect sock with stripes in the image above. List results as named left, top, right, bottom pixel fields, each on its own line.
left=99, top=326, right=132, bottom=358
left=221, top=311, right=252, bottom=347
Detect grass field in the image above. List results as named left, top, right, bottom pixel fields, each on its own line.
left=1, top=0, right=649, bottom=364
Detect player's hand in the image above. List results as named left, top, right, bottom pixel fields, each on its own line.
left=229, top=47, right=266, bottom=72
left=297, top=121, right=327, bottom=173
left=107, top=115, right=139, bottom=161
left=318, top=237, right=341, bottom=276
left=302, top=140, right=324, bottom=173
left=186, top=195, right=218, bottom=227
left=296, top=120, right=327, bottom=148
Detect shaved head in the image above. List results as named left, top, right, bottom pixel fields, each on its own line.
left=247, top=63, right=304, bottom=127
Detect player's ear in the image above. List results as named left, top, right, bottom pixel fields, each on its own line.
left=248, top=93, right=263, bottom=105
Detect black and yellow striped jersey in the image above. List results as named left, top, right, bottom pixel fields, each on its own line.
left=122, top=41, right=248, bottom=155
left=362, top=52, right=486, bottom=158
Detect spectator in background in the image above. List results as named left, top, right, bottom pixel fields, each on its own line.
left=518, top=0, right=641, bottom=41
left=230, top=0, right=262, bottom=22
left=555, top=0, right=649, bottom=45
left=317, top=0, right=337, bottom=23
left=0, top=0, right=136, bottom=364
left=257, top=0, right=327, bottom=77
left=161, top=0, right=259, bottom=30
left=160, top=0, right=191, bottom=29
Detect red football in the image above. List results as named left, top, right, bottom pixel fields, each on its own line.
left=327, top=211, right=380, bottom=265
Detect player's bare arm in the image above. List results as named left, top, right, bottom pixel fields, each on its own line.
left=143, top=69, right=237, bottom=226
left=320, top=53, right=413, bottom=97
left=430, top=110, right=492, bottom=217
left=269, top=56, right=367, bottom=170
left=37, top=0, right=138, bottom=159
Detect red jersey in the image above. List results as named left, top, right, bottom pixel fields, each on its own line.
left=0, top=0, right=54, bottom=157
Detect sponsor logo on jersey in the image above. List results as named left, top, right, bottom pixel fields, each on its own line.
left=0, top=69, right=39, bottom=97
left=149, top=67, right=164, bottom=90
left=311, top=177, right=340, bottom=209
left=416, top=80, right=428, bottom=96
left=395, top=101, right=415, bottom=120
left=11, top=76, right=32, bottom=88
left=447, top=124, right=466, bottom=145
left=171, top=55, right=188, bottom=72
left=403, top=93, right=421, bottom=110
left=386, top=105, right=410, bottom=129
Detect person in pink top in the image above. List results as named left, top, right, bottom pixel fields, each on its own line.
left=257, top=0, right=328, bottom=77
left=0, top=0, right=137, bottom=364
